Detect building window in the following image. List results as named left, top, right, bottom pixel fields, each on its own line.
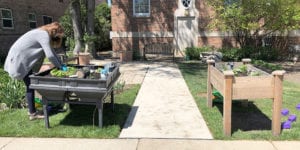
left=28, top=13, right=37, bottom=29
left=43, top=15, right=53, bottom=25
left=0, top=8, right=14, bottom=29
left=133, top=0, right=150, bottom=17
left=181, top=0, right=191, bottom=8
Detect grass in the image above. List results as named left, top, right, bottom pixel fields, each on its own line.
left=0, top=84, right=140, bottom=138
left=178, top=61, right=300, bottom=140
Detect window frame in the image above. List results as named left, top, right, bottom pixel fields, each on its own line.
left=133, top=0, right=150, bottom=17
left=0, top=8, right=14, bottom=29
left=42, top=15, right=53, bottom=25
left=181, top=0, right=192, bottom=9
left=28, top=13, right=37, bottom=29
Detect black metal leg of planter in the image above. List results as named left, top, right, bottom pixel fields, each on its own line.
left=97, top=101, right=103, bottom=127
left=42, top=98, right=49, bottom=128
left=111, top=90, right=114, bottom=112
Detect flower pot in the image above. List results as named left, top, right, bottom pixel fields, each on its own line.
left=78, top=53, right=91, bottom=65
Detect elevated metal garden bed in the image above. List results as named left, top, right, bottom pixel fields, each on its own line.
left=29, top=64, right=120, bottom=128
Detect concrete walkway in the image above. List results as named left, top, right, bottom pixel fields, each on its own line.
left=119, top=62, right=213, bottom=139
left=1, top=137, right=300, bottom=150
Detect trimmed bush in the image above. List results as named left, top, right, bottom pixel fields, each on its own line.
left=218, top=46, right=280, bottom=61
left=185, top=46, right=212, bottom=60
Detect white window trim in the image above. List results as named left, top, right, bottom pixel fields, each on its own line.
left=42, top=15, right=53, bottom=25
left=28, top=13, right=37, bottom=29
left=133, top=0, right=150, bottom=17
left=0, top=8, right=14, bottom=29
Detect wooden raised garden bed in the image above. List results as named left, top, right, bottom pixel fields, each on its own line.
left=207, top=59, right=285, bottom=136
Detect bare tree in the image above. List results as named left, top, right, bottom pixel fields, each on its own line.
left=70, top=0, right=83, bottom=54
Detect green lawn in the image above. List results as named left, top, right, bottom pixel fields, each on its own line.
left=0, top=85, right=140, bottom=138
left=178, top=61, right=300, bottom=140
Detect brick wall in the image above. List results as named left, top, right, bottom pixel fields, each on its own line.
left=111, top=0, right=177, bottom=53
left=111, top=0, right=300, bottom=58
left=111, top=0, right=176, bottom=32
left=0, top=0, right=69, bottom=53
left=111, top=0, right=227, bottom=54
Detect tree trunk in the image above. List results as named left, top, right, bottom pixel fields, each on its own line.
left=85, top=0, right=96, bottom=57
left=70, top=0, right=83, bottom=54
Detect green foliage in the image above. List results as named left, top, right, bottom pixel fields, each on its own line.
left=50, top=67, right=77, bottom=77
left=250, top=46, right=279, bottom=61
left=59, top=3, right=112, bottom=52
left=94, top=3, right=112, bottom=50
left=233, top=65, right=248, bottom=76
left=0, top=69, right=25, bottom=109
left=252, top=60, right=283, bottom=71
left=218, top=46, right=280, bottom=61
left=218, top=47, right=241, bottom=61
left=83, top=33, right=97, bottom=44
left=185, top=46, right=212, bottom=60
left=207, top=0, right=300, bottom=48
left=113, top=80, right=126, bottom=94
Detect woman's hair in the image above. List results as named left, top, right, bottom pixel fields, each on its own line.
left=39, top=22, right=64, bottom=48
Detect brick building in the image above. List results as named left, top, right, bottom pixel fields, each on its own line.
left=0, top=0, right=70, bottom=59
left=110, top=0, right=300, bottom=58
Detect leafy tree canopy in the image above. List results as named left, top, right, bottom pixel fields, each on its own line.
left=207, top=0, right=300, bottom=47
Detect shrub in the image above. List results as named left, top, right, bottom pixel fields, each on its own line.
left=185, top=46, right=212, bottom=60
left=0, top=68, right=26, bottom=109
left=218, top=47, right=241, bottom=61
left=252, top=59, right=282, bottom=71
left=250, top=46, right=279, bottom=61
left=218, top=46, right=280, bottom=61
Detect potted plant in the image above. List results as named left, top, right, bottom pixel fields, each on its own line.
left=77, top=33, right=97, bottom=65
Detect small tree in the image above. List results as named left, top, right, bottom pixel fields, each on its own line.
left=94, top=3, right=111, bottom=52
left=207, top=0, right=300, bottom=49
left=60, top=2, right=111, bottom=57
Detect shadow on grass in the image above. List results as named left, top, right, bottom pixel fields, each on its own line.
left=58, top=103, right=132, bottom=127
left=214, top=101, right=272, bottom=133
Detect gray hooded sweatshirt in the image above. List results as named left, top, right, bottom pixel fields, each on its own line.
left=4, top=29, right=62, bottom=80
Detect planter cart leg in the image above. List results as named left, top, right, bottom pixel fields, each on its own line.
left=111, top=89, right=114, bottom=112
left=96, top=100, right=103, bottom=127
left=42, top=98, right=50, bottom=128
left=223, top=71, right=234, bottom=136
left=272, top=71, right=285, bottom=136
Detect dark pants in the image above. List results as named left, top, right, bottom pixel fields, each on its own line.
left=23, top=70, right=36, bottom=114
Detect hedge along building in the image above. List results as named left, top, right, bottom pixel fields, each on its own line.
left=0, top=0, right=70, bottom=61
left=110, top=0, right=300, bottom=60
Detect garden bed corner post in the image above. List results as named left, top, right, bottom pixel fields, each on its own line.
left=207, top=60, right=215, bottom=108
left=223, top=70, right=234, bottom=136
left=272, top=70, right=285, bottom=136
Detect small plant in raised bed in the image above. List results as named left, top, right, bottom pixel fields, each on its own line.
left=233, top=65, right=248, bottom=76
left=50, top=67, right=77, bottom=78
left=233, top=65, right=261, bottom=76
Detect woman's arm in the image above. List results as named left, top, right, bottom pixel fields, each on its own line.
left=38, top=31, right=62, bottom=68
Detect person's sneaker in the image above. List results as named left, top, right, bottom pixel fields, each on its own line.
left=27, top=110, right=43, bottom=116
left=29, top=112, right=44, bottom=120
